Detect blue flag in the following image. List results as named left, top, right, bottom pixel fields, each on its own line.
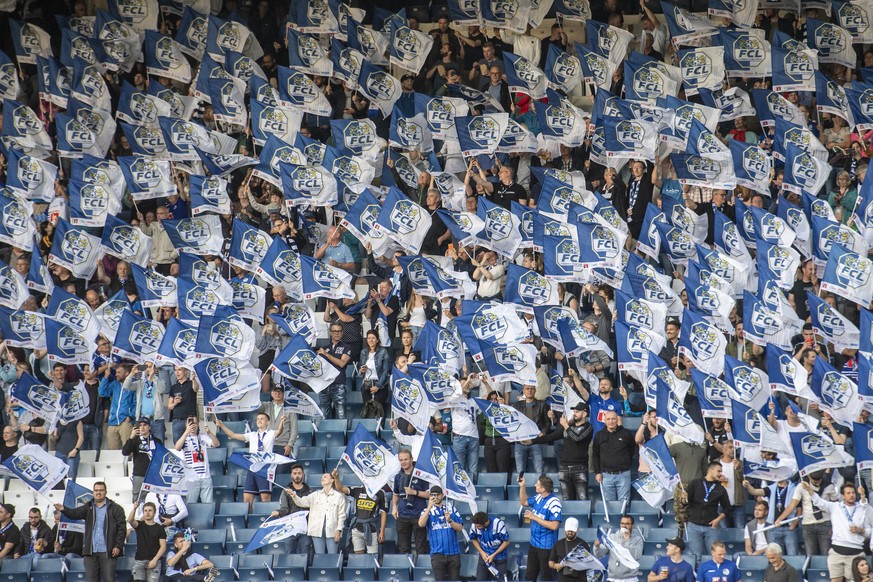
left=196, top=357, right=261, bottom=408
left=194, top=305, right=255, bottom=361
left=155, top=317, right=197, bottom=368
left=821, top=245, right=873, bottom=306
left=341, top=424, right=402, bottom=497
left=59, top=481, right=92, bottom=533
left=271, top=334, right=339, bottom=393
left=790, top=431, right=853, bottom=476
left=690, top=368, right=730, bottom=419
left=639, top=434, right=680, bottom=490
left=807, top=291, right=860, bottom=350
left=3, top=444, right=70, bottom=495
left=143, top=443, right=194, bottom=495
left=0, top=307, right=45, bottom=349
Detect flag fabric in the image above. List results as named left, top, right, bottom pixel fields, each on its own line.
left=112, top=309, right=165, bottom=363
left=678, top=310, right=727, bottom=376
left=5, top=150, right=58, bottom=203
left=155, top=317, right=197, bottom=368
left=2, top=444, right=69, bottom=495
left=118, top=156, right=176, bottom=201
left=196, top=357, right=261, bottom=407
left=49, top=219, right=103, bottom=280
left=373, top=188, right=432, bottom=254
left=0, top=259, right=28, bottom=310
left=766, top=344, right=813, bottom=400
left=341, top=425, right=402, bottom=498
left=162, top=215, right=225, bottom=255
left=0, top=307, right=46, bottom=349
left=810, top=358, right=864, bottom=427
left=228, top=220, right=272, bottom=274
left=256, top=236, right=302, bottom=299
left=389, top=25, right=433, bottom=74
left=854, top=422, right=873, bottom=471
left=357, top=61, right=402, bottom=117
left=808, top=291, right=860, bottom=352
left=228, top=450, right=293, bottom=482
left=282, top=385, right=324, bottom=418
left=101, top=214, right=153, bottom=267
left=597, top=527, right=640, bottom=570
left=639, top=434, right=681, bottom=490
left=10, top=20, right=52, bottom=65
left=503, top=52, right=547, bottom=98
left=93, top=290, right=130, bottom=343
left=724, top=354, right=771, bottom=412
left=271, top=334, right=339, bottom=393
left=270, top=304, right=319, bottom=346
left=130, top=263, right=178, bottom=308
left=194, top=305, right=255, bottom=362
left=59, top=481, right=92, bottom=533
left=10, top=373, right=60, bottom=425
left=299, top=255, right=355, bottom=301
left=474, top=397, right=541, bottom=442
left=807, top=19, right=855, bottom=68
left=632, top=473, right=673, bottom=509
left=46, top=287, right=101, bottom=344
left=412, top=429, right=446, bottom=486
left=503, top=264, right=560, bottom=314
left=143, top=31, right=192, bottom=83
left=142, top=443, right=196, bottom=495
left=691, top=368, right=730, bottom=419
left=821, top=245, right=873, bottom=306
left=455, top=113, right=509, bottom=157
left=414, top=321, right=463, bottom=374
left=654, top=373, right=705, bottom=444
left=391, top=366, right=431, bottom=433
left=244, top=512, right=310, bottom=553
left=790, top=431, right=853, bottom=476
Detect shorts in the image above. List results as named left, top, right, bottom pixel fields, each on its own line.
left=827, top=548, right=864, bottom=580
left=132, top=559, right=161, bottom=582
left=244, top=471, right=271, bottom=495
left=351, top=529, right=378, bottom=553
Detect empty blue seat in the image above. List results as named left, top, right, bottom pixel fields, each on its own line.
left=297, top=420, right=314, bottom=446
left=237, top=555, right=273, bottom=582
left=378, top=554, right=412, bottom=581
left=637, top=555, right=657, bottom=572
left=345, top=554, right=378, bottom=581
left=490, top=500, right=522, bottom=527
left=274, top=554, right=307, bottom=579
left=215, top=501, right=248, bottom=530
left=411, top=554, right=435, bottom=582
left=207, top=555, right=236, bottom=582
left=115, top=557, right=134, bottom=582
left=349, top=418, right=380, bottom=432
left=225, top=529, right=257, bottom=554
left=308, top=553, right=342, bottom=581
left=30, top=558, right=62, bottom=582
left=646, top=528, right=679, bottom=541
left=478, top=473, right=509, bottom=487
left=186, top=503, right=215, bottom=530
left=192, top=529, right=226, bottom=555
left=562, top=501, right=592, bottom=526
left=477, top=485, right=507, bottom=502
left=459, top=554, right=478, bottom=579
left=65, top=557, right=87, bottom=582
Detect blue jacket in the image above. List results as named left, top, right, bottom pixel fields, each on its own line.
left=359, top=347, right=390, bottom=389
left=99, top=377, right=136, bottom=426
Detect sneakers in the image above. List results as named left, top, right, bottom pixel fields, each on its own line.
left=204, top=567, right=219, bottom=582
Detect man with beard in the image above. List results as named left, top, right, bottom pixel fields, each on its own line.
left=548, top=518, right=593, bottom=582
left=271, top=464, right=312, bottom=554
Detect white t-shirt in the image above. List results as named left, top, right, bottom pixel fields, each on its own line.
left=244, top=429, right=276, bottom=454
left=743, top=520, right=769, bottom=552
left=720, top=459, right=737, bottom=502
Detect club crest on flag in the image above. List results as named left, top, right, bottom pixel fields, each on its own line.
left=394, top=377, right=424, bottom=413
left=288, top=348, right=322, bottom=378
left=591, top=225, right=621, bottom=261
left=364, top=69, right=394, bottom=100
left=836, top=253, right=871, bottom=289
left=837, top=2, right=869, bottom=35
left=343, top=121, right=376, bottom=151
left=814, top=23, right=847, bottom=53
left=690, top=323, right=719, bottom=360
left=684, top=157, right=720, bottom=181
left=822, top=371, right=854, bottom=409
left=616, top=120, right=645, bottom=147
left=467, top=116, right=501, bottom=147
left=517, top=271, right=550, bottom=304
left=485, top=207, right=513, bottom=240
left=555, top=239, right=579, bottom=270
left=176, top=218, right=212, bottom=245
left=733, top=367, right=764, bottom=402
left=495, top=345, right=526, bottom=370
left=11, top=453, right=49, bottom=483
left=204, top=357, right=240, bottom=390
left=550, top=52, right=580, bottom=85
left=10, top=311, right=43, bottom=338
left=801, top=433, right=835, bottom=459
left=16, top=157, right=43, bottom=190
left=632, top=67, right=664, bottom=97
left=353, top=440, right=386, bottom=477
left=393, top=28, right=422, bottom=60
left=437, top=330, right=461, bottom=360
left=209, top=322, right=244, bottom=354
left=1, top=199, right=29, bottom=237
left=784, top=51, right=814, bottom=83
left=681, top=51, right=713, bottom=85
left=145, top=271, right=175, bottom=295
left=582, top=51, right=609, bottom=86
left=57, top=326, right=87, bottom=356
left=173, top=329, right=197, bottom=356
left=62, top=117, right=95, bottom=149
left=129, top=320, right=161, bottom=352
left=491, top=0, right=520, bottom=19
left=471, top=312, right=509, bottom=341
left=61, top=230, right=94, bottom=263
left=395, top=117, right=423, bottom=146
left=389, top=200, right=421, bottom=234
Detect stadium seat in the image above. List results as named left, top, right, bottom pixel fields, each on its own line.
left=191, top=529, right=226, bottom=555
left=720, top=528, right=745, bottom=554
left=0, top=557, right=30, bottom=582
left=314, top=427, right=346, bottom=447
left=784, top=555, right=807, bottom=571
left=459, top=554, right=478, bottom=579
left=637, top=555, right=657, bottom=572
left=349, top=418, right=381, bottom=433
left=274, top=554, right=307, bottom=578
left=477, top=485, right=506, bottom=502
left=66, top=557, right=87, bottom=581
left=207, top=555, right=236, bottom=582
left=478, top=473, right=509, bottom=487
left=210, top=448, right=228, bottom=463
left=215, top=501, right=248, bottom=530
left=30, top=558, right=63, bottom=582
left=562, top=500, right=592, bottom=527
left=212, top=475, right=238, bottom=504
left=115, top=557, right=134, bottom=582
left=237, top=554, right=273, bottom=582
left=623, top=416, right=643, bottom=431
left=378, top=554, right=412, bottom=581
left=308, top=553, right=342, bottom=581
left=643, top=540, right=668, bottom=556
left=627, top=501, right=659, bottom=525
left=646, top=528, right=679, bottom=541
left=506, top=527, right=530, bottom=558
left=297, top=420, right=314, bottom=446
left=225, top=529, right=257, bottom=554
left=186, top=503, right=216, bottom=530
left=345, top=554, right=378, bottom=581
left=411, top=554, right=436, bottom=582
left=490, top=500, right=522, bottom=527
left=93, top=461, right=127, bottom=478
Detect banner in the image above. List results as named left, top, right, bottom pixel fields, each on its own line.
left=228, top=220, right=271, bottom=274
left=0, top=308, right=46, bottom=349
left=5, top=150, right=58, bottom=203
left=633, top=473, right=673, bottom=509
left=271, top=334, right=339, bottom=393
left=112, top=309, right=165, bottom=363
left=389, top=25, right=433, bottom=74
left=455, top=113, right=509, bottom=157
left=142, top=443, right=195, bottom=495
left=155, top=317, right=197, bottom=368
left=691, top=368, right=730, bottom=419
left=100, top=214, right=153, bottom=267
left=357, top=60, right=401, bottom=117
left=677, top=46, right=726, bottom=96
left=286, top=28, right=333, bottom=76
left=415, top=321, right=464, bottom=374
left=130, top=263, right=177, bottom=308
left=244, top=512, right=310, bottom=553
left=46, top=287, right=101, bottom=344
left=2, top=444, right=69, bottom=495
left=772, top=46, right=817, bottom=92
left=341, top=424, right=402, bottom=498
left=807, top=18, right=854, bottom=67
left=373, top=188, right=432, bottom=254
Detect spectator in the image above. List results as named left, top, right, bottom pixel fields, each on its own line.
left=137, top=206, right=178, bottom=275
left=469, top=512, right=510, bottom=582
left=215, top=414, right=286, bottom=509
left=481, top=389, right=512, bottom=473
left=138, top=491, right=188, bottom=530
left=175, top=416, right=219, bottom=504
left=365, top=281, right=402, bottom=347
left=80, top=364, right=106, bottom=458
left=14, top=507, right=50, bottom=559
left=548, top=517, right=593, bottom=582
left=0, top=503, right=19, bottom=562
left=471, top=42, right=504, bottom=89
left=392, top=449, right=430, bottom=555
left=168, top=367, right=199, bottom=444
left=449, top=376, right=480, bottom=484
left=647, top=537, right=694, bottom=582
left=333, top=468, right=386, bottom=556
left=591, top=411, right=635, bottom=502
left=50, top=416, right=84, bottom=481
left=165, top=532, right=217, bottom=582
left=742, top=478, right=799, bottom=556
left=472, top=251, right=506, bottom=301
left=100, top=363, right=136, bottom=450
left=259, top=385, right=297, bottom=456
left=127, top=501, right=167, bottom=582
left=680, top=462, right=732, bottom=558
left=718, top=439, right=746, bottom=527
left=55, top=482, right=126, bottom=582
left=122, top=419, right=161, bottom=499
left=317, top=324, right=352, bottom=419
left=592, top=515, right=644, bottom=581
left=743, top=501, right=772, bottom=557
left=48, top=508, right=83, bottom=558
left=696, top=542, right=741, bottom=582
left=763, top=543, right=799, bottom=582
left=126, top=362, right=167, bottom=443
left=575, top=376, right=623, bottom=434
left=314, top=225, right=356, bottom=274
left=851, top=557, right=873, bottom=582
left=775, top=470, right=835, bottom=556
left=557, top=402, right=593, bottom=501
left=418, top=485, right=463, bottom=581
left=619, top=160, right=655, bottom=240
left=518, top=475, right=562, bottom=582
left=802, top=480, right=868, bottom=581
left=359, top=330, right=391, bottom=414
left=512, top=384, right=550, bottom=477
left=288, top=473, right=347, bottom=554
left=272, top=464, right=312, bottom=554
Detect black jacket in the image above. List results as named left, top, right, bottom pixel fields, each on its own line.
left=16, top=520, right=51, bottom=557
left=512, top=398, right=551, bottom=431
left=61, top=499, right=126, bottom=556
left=121, top=435, right=162, bottom=478
left=49, top=524, right=83, bottom=557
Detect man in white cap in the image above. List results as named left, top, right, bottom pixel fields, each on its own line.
left=548, top=517, right=593, bottom=582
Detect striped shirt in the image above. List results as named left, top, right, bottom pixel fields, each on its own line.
left=181, top=434, right=212, bottom=478
left=469, top=516, right=509, bottom=561
left=529, top=493, right=562, bottom=550
left=422, top=502, right=462, bottom=556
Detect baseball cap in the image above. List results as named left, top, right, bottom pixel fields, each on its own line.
left=564, top=517, right=578, bottom=532
left=666, top=537, right=685, bottom=551
left=430, top=485, right=443, bottom=494
left=136, top=418, right=150, bottom=425
left=401, top=73, right=415, bottom=82
left=572, top=402, right=589, bottom=413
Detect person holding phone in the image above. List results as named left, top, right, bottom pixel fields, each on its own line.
left=418, top=486, right=463, bottom=581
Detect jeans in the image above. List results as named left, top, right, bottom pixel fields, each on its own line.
left=150, top=419, right=166, bottom=444
left=718, top=505, right=746, bottom=529
left=476, top=558, right=507, bottom=582
left=186, top=477, right=214, bottom=504
left=84, top=552, right=116, bottom=582
left=686, top=522, right=722, bottom=558
left=514, top=444, right=544, bottom=476
left=82, top=424, right=102, bottom=460
left=432, top=553, right=460, bottom=581
left=319, top=384, right=346, bottom=420
left=484, top=436, right=512, bottom=473
left=802, top=521, right=832, bottom=556
left=287, top=533, right=311, bottom=555
left=600, top=471, right=631, bottom=502
left=172, top=419, right=188, bottom=445
left=310, top=536, right=339, bottom=554
left=396, top=516, right=428, bottom=555
left=452, top=435, right=479, bottom=484
left=57, top=451, right=80, bottom=482
left=558, top=464, right=589, bottom=501
left=769, top=524, right=800, bottom=556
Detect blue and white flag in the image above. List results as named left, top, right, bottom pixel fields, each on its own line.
left=808, top=291, right=860, bottom=352
left=0, top=259, right=27, bottom=311
left=854, top=423, right=873, bottom=470
left=196, top=357, right=261, bottom=407
left=729, top=140, right=772, bottom=196
left=602, top=116, right=659, bottom=162
left=329, top=39, right=364, bottom=88
left=544, top=44, right=582, bottom=93
left=271, top=334, right=339, bottom=393
left=253, top=135, right=304, bottom=186
left=585, top=20, right=633, bottom=65
left=766, top=343, right=812, bottom=400
left=678, top=310, right=726, bottom=376
left=660, top=1, right=717, bottom=44
left=389, top=111, right=433, bottom=153
left=256, top=236, right=302, bottom=299
left=751, top=89, right=805, bottom=129
left=811, top=214, right=865, bottom=261
left=231, top=281, right=265, bottom=323
left=250, top=98, right=302, bottom=146
left=204, top=14, right=256, bottom=63
left=100, top=214, right=152, bottom=267
left=783, top=145, right=830, bottom=196
left=5, top=149, right=58, bottom=203
left=59, top=480, right=92, bottom=533
left=690, top=368, right=730, bottom=419
left=481, top=1, right=531, bottom=32
left=557, top=317, right=614, bottom=359
left=93, top=290, right=129, bottom=343
left=475, top=197, right=521, bottom=259
left=26, top=246, right=52, bottom=296
left=478, top=340, right=538, bottom=386
left=412, top=429, right=446, bottom=486
left=772, top=46, right=817, bottom=92
left=112, top=309, right=165, bottom=364
left=157, top=117, right=213, bottom=162
left=347, top=17, right=388, bottom=66
left=474, top=397, right=541, bottom=442
left=821, top=245, right=873, bottom=306
left=503, top=52, right=547, bottom=99
left=504, top=263, right=559, bottom=314
left=10, top=19, right=52, bottom=66
left=815, top=71, right=852, bottom=123
left=639, top=434, right=681, bottom=490
left=117, top=81, right=170, bottom=127
left=790, top=431, right=853, bottom=476
left=683, top=267, right=735, bottom=329
left=244, top=512, right=310, bottom=553
left=154, top=317, right=197, bottom=368
left=299, top=254, right=355, bottom=301
left=175, top=6, right=208, bottom=59
left=653, top=221, right=697, bottom=265
left=188, top=175, right=231, bottom=216
left=807, top=19, right=854, bottom=67
left=194, top=305, right=255, bottom=362
left=68, top=176, right=122, bottom=228
left=271, top=304, right=319, bottom=346
left=436, top=209, right=486, bottom=248
left=713, top=208, right=753, bottom=262
left=286, top=28, right=333, bottom=76
left=55, top=111, right=103, bottom=158
left=162, top=215, right=224, bottom=255
left=228, top=449, right=292, bottom=481
left=37, top=55, right=69, bottom=108
left=143, top=443, right=195, bottom=495
left=70, top=58, right=111, bottom=112
left=120, top=121, right=169, bottom=158
left=373, top=188, right=432, bottom=254
left=109, top=0, right=159, bottom=31
left=357, top=60, right=402, bottom=117
left=756, top=239, right=801, bottom=290
left=623, top=56, right=681, bottom=103
left=2, top=444, right=69, bottom=495
left=288, top=0, right=336, bottom=33
left=576, top=42, right=617, bottom=91
left=0, top=308, right=45, bottom=349
left=0, top=194, right=35, bottom=252
left=724, top=354, right=770, bottom=412
left=207, top=76, right=247, bottom=127
left=46, top=287, right=100, bottom=344
left=275, top=66, right=332, bottom=116
left=719, top=28, right=772, bottom=77
left=391, top=366, right=432, bottom=433
left=455, top=113, right=509, bottom=157
left=48, top=219, right=102, bottom=280
left=862, top=311, right=873, bottom=358
left=655, top=374, right=705, bottom=444
left=341, top=424, right=402, bottom=498
left=321, top=147, right=374, bottom=195
left=677, top=46, right=726, bottom=96
left=444, top=446, right=477, bottom=510
left=811, top=358, right=864, bottom=426
left=11, top=373, right=59, bottom=424
left=144, top=30, right=192, bottom=83
left=415, top=321, right=463, bottom=374
left=44, top=319, right=90, bottom=366
left=131, top=263, right=177, bottom=308
left=389, top=25, right=433, bottom=74
left=4, top=99, right=52, bottom=151
left=644, top=350, right=689, bottom=408
left=731, top=399, right=765, bottom=446
left=742, top=291, right=794, bottom=350
left=281, top=384, right=323, bottom=418
left=632, top=473, right=673, bottom=509
left=615, top=322, right=666, bottom=382
left=671, top=154, right=736, bottom=190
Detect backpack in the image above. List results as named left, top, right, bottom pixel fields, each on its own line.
left=361, top=399, right=384, bottom=419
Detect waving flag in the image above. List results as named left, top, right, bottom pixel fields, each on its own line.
left=808, top=291, right=860, bottom=352
left=58, top=480, right=92, bottom=533
left=5, top=149, right=58, bottom=203
left=391, top=366, right=431, bottom=432
left=0, top=307, right=46, bottom=349
left=389, top=25, right=433, bottom=74
left=92, top=290, right=128, bottom=343
left=678, top=310, right=726, bottom=376
left=299, top=255, right=355, bottom=301
left=286, top=28, right=333, bottom=76
left=724, top=354, right=770, bottom=413
left=194, top=305, right=255, bottom=362
left=772, top=46, right=817, bottom=92
left=251, top=99, right=302, bottom=146
left=854, top=423, right=873, bottom=470
left=602, top=117, right=659, bottom=162
left=275, top=65, right=332, bottom=115
left=503, top=52, right=547, bottom=98
left=374, top=188, right=432, bottom=254
left=154, top=317, right=197, bottom=367
left=807, top=19, right=854, bottom=67
left=557, top=318, right=614, bottom=359
left=678, top=46, right=726, bottom=96
left=357, top=61, right=401, bottom=117
left=279, top=384, right=323, bottom=418
left=116, top=81, right=170, bottom=127
left=341, top=425, right=401, bottom=498
left=4, top=99, right=52, bottom=151
left=143, top=31, right=192, bottom=82
left=389, top=111, right=433, bottom=153
left=25, top=244, right=51, bottom=295
left=633, top=473, right=673, bottom=509
left=413, top=429, right=446, bottom=486
left=810, top=358, right=864, bottom=426
left=503, top=264, right=559, bottom=314
left=231, top=280, right=265, bottom=323
left=112, top=309, right=165, bottom=364
left=321, top=147, right=374, bottom=195
left=0, top=194, right=35, bottom=251
left=67, top=178, right=121, bottom=228
left=0, top=259, right=28, bottom=310
left=143, top=443, right=195, bottom=495
left=639, top=434, right=681, bottom=490
left=577, top=42, right=617, bottom=91
left=49, top=219, right=102, bottom=280
left=474, top=397, right=541, bottom=442
left=70, top=58, right=111, bottom=111
left=690, top=368, right=730, bottom=418
left=256, top=236, right=302, bottom=299
left=654, top=372, right=705, bottom=444
left=10, top=20, right=52, bottom=65
left=790, top=431, right=853, bottom=476
left=482, top=1, right=531, bottom=32
left=624, top=56, right=681, bottom=102
left=455, top=113, right=509, bottom=157
left=729, top=141, right=773, bottom=197
left=821, top=245, right=873, bottom=306
left=615, top=322, right=666, bottom=382
left=544, top=44, right=582, bottom=93
left=162, top=215, right=224, bottom=255
left=196, top=357, right=261, bottom=407
left=11, top=373, right=59, bottom=426
left=188, top=175, right=231, bottom=216
left=44, top=318, right=91, bottom=366
left=272, top=334, right=339, bottom=393
left=478, top=340, right=538, bottom=386
left=131, top=263, right=177, bottom=308
left=207, top=76, right=246, bottom=127
left=244, top=512, right=310, bottom=553
left=783, top=145, right=830, bottom=196
left=767, top=344, right=813, bottom=400
left=46, top=287, right=100, bottom=344
left=3, top=445, right=69, bottom=495
left=751, top=89, right=805, bottom=128
left=586, top=20, right=633, bottom=65
left=475, top=197, right=521, bottom=259
left=415, top=321, right=463, bottom=374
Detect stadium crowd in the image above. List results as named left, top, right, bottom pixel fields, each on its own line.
left=1, top=0, right=873, bottom=582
